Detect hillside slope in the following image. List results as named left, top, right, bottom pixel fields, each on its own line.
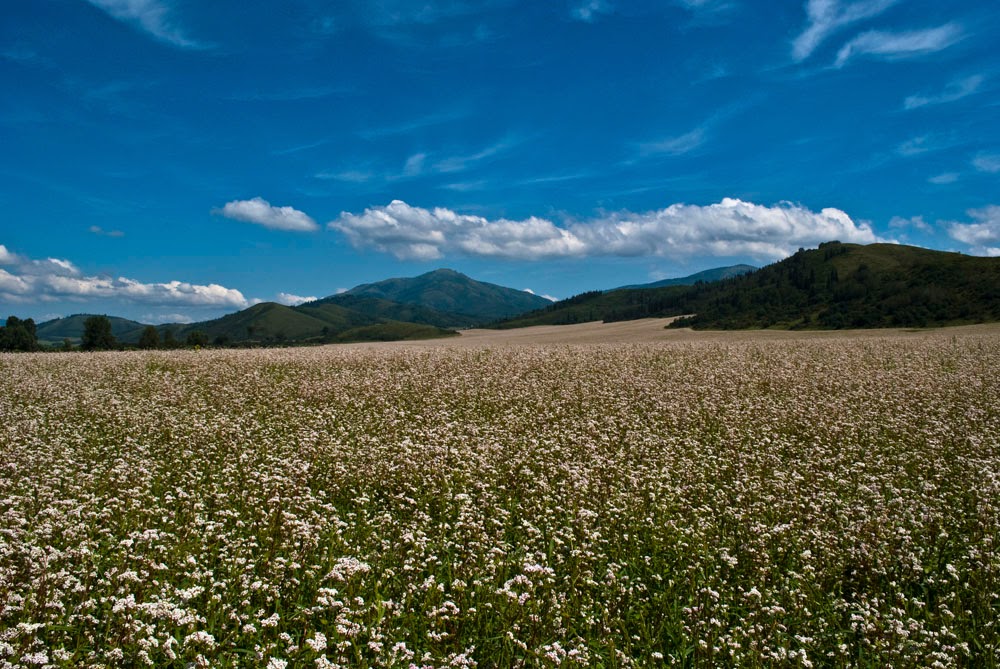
left=495, top=242, right=1000, bottom=330
left=307, top=294, right=475, bottom=328
left=613, top=264, right=757, bottom=290
left=345, top=268, right=551, bottom=322
left=35, top=314, right=149, bottom=345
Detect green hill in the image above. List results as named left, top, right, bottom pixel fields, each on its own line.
left=27, top=269, right=547, bottom=349
left=345, top=268, right=551, bottom=322
left=306, top=294, right=474, bottom=328
left=495, top=242, right=1000, bottom=330
left=35, top=314, right=150, bottom=345
left=170, top=300, right=458, bottom=346
left=169, top=302, right=345, bottom=345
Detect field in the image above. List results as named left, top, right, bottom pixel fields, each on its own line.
left=1, top=322, right=999, bottom=667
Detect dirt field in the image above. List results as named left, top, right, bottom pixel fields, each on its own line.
left=343, top=318, right=1000, bottom=349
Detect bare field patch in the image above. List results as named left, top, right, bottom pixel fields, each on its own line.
left=1, top=332, right=999, bottom=667
left=345, top=318, right=1000, bottom=349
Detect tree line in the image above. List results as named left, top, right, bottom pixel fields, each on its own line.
left=0, top=315, right=210, bottom=352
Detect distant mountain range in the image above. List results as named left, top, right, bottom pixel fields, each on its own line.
left=36, top=314, right=159, bottom=345
left=494, top=242, right=1000, bottom=330
left=27, top=243, right=1000, bottom=347
left=33, top=269, right=552, bottom=346
left=612, top=264, right=757, bottom=291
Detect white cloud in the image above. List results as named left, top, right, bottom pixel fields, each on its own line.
left=86, top=0, right=201, bottom=48
left=216, top=197, right=319, bottom=232
left=89, top=225, right=125, bottom=238
left=928, top=172, right=959, bottom=185
left=142, top=312, right=194, bottom=324
left=0, top=269, right=32, bottom=296
left=640, top=128, right=706, bottom=157
left=329, top=198, right=882, bottom=262
left=276, top=292, right=318, bottom=306
left=972, top=153, right=1000, bottom=174
left=0, top=244, right=19, bottom=265
left=571, top=0, right=613, bottom=22
left=0, top=244, right=250, bottom=308
left=896, top=135, right=932, bottom=157
left=834, top=24, right=963, bottom=68
left=904, top=74, right=984, bottom=110
left=792, top=0, right=900, bottom=62
left=947, top=205, right=1000, bottom=256
left=316, top=169, right=376, bottom=183
left=524, top=288, right=558, bottom=302
left=403, top=152, right=427, bottom=177
left=317, top=136, right=520, bottom=188
left=888, top=215, right=932, bottom=232
left=432, top=136, right=521, bottom=174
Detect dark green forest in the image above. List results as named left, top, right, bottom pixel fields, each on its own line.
left=496, top=242, right=1000, bottom=330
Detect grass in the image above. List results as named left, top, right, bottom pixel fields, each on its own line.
left=1, top=332, right=998, bottom=667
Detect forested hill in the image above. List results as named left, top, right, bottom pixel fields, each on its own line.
left=494, top=242, right=1000, bottom=330
left=612, top=264, right=756, bottom=290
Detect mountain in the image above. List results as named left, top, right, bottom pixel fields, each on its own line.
left=307, top=294, right=474, bottom=329
left=613, top=264, right=757, bottom=290
left=29, top=267, right=555, bottom=348
left=35, top=314, right=149, bottom=345
left=168, top=302, right=360, bottom=344
left=344, top=268, right=552, bottom=322
left=168, top=301, right=455, bottom=345
left=494, top=242, right=1000, bottom=330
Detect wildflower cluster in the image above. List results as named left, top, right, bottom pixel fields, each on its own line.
left=0, top=333, right=998, bottom=666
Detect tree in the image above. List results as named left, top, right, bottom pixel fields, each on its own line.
left=0, top=315, right=39, bottom=352
left=139, top=325, right=161, bottom=350
left=162, top=329, right=179, bottom=349
left=81, top=316, right=117, bottom=351
left=185, top=330, right=209, bottom=347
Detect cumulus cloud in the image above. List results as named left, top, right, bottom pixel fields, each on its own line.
left=947, top=206, right=1000, bottom=257
left=329, top=198, right=882, bottom=262
left=276, top=292, right=318, bottom=306
left=904, top=74, right=984, bottom=110
left=834, top=24, right=963, bottom=68
left=792, top=0, right=900, bottom=62
left=216, top=197, right=319, bottom=232
left=0, top=244, right=19, bottom=265
left=0, top=244, right=250, bottom=307
left=86, top=0, right=201, bottom=48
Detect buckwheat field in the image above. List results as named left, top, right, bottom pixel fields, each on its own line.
left=2, top=328, right=998, bottom=667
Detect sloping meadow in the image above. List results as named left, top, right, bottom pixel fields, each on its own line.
left=1, top=335, right=998, bottom=667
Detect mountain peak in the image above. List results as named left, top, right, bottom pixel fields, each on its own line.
left=421, top=268, right=466, bottom=278
left=342, top=268, right=550, bottom=322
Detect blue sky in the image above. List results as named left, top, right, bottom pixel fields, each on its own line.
left=1, top=0, right=998, bottom=324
